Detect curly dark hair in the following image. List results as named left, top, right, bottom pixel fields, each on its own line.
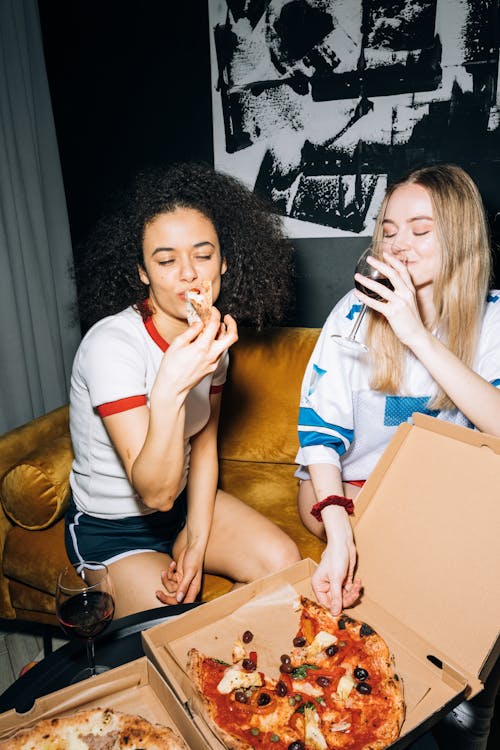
left=75, top=162, right=295, bottom=332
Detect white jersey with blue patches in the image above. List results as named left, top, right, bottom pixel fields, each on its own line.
left=296, top=290, right=500, bottom=482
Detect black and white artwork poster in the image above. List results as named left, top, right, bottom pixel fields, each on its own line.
left=208, top=0, right=500, bottom=238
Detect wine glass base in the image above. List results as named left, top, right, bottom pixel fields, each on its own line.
left=69, top=665, right=111, bottom=684
left=331, top=334, right=368, bottom=353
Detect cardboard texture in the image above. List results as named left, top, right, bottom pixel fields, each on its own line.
left=0, top=657, right=208, bottom=749
left=354, top=413, right=500, bottom=690
left=142, top=415, right=500, bottom=749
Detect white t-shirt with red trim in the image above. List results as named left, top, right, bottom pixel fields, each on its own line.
left=69, top=306, right=228, bottom=519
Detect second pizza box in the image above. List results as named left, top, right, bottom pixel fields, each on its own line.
left=0, top=656, right=209, bottom=748
left=142, top=413, right=500, bottom=749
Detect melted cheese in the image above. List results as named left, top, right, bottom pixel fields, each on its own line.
left=250, top=703, right=292, bottom=734
left=304, top=706, right=328, bottom=750
left=186, top=290, right=205, bottom=305
left=330, top=720, right=351, bottom=732
left=217, top=666, right=263, bottom=694
left=231, top=639, right=247, bottom=663
left=305, top=630, right=338, bottom=658
left=291, top=680, right=323, bottom=697
left=336, top=673, right=355, bottom=701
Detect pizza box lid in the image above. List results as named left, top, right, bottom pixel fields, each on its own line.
left=141, top=416, right=500, bottom=748
left=353, top=413, right=500, bottom=692
left=0, top=656, right=208, bottom=749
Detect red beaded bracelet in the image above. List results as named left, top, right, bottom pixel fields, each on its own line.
left=310, top=495, right=355, bottom=521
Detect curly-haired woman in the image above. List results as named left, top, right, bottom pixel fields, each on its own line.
left=66, top=162, right=300, bottom=618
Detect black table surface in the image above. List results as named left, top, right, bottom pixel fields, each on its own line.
left=0, top=603, right=200, bottom=714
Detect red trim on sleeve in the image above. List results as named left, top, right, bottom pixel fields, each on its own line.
left=97, top=395, right=147, bottom=417
left=346, top=480, right=366, bottom=487
left=210, top=383, right=224, bottom=394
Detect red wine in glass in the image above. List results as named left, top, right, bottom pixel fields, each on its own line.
left=354, top=275, right=394, bottom=299
left=331, top=241, right=397, bottom=352
left=57, top=590, right=115, bottom=639
left=56, top=561, right=115, bottom=682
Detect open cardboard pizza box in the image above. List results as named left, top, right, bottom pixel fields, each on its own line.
left=142, top=414, right=500, bottom=749
left=0, top=656, right=208, bottom=748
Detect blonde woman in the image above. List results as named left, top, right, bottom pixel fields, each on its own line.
left=296, top=164, right=500, bottom=750
left=296, top=164, right=500, bottom=616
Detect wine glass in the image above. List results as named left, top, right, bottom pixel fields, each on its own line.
left=331, top=240, right=399, bottom=352
left=56, top=561, right=115, bottom=682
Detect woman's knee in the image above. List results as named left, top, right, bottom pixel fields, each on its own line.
left=259, top=533, right=301, bottom=575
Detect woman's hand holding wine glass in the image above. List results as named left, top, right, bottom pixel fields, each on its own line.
left=331, top=240, right=399, bottom=352
left=56, top=561, right=115, bottom=683
left=354, top=246, right=428, bottom=348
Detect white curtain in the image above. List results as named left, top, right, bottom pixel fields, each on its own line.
left=0, top=0, right=80, bottom=433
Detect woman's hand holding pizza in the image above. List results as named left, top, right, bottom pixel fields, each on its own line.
left=153, top=309, right=238, bottom=401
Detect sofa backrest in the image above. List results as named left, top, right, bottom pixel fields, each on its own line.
left=219, top=327, right=320, bottom=464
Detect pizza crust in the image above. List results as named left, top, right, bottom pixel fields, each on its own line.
left=0, top=707, right=189, bottom=750
left=187, top=649, right=254, bottom=750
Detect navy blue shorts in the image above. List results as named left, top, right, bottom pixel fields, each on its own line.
left=65, top=491, right=187, bottom=567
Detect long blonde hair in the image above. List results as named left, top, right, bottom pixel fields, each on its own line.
left=366, top=164, right=491, bottom=410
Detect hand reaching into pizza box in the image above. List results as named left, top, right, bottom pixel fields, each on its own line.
left=188, top=596, right=404, bottom=750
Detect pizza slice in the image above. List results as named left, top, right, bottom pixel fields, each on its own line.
left=286, top=597, right=405, bottom=749
left=186, top=279, right=212, bottom=325
left=187, top=648, right=302, bottom=750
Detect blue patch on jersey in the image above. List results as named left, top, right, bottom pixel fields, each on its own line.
left=492, top=378, right=500, bottom=388
left=346, top=303, right=363, bottom=320
left=487, top=293, right=499, bottom=303
left=308, top=364, right=327, bottom=396
left=384, top=396, right=439, bottom=426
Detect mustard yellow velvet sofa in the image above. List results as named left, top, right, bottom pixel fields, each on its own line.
left=0, top=327, right=323, bottom=627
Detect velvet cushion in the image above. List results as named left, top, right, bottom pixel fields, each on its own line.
left=4, top=521, right=70, bottom=597
left=8, top=587, right=59, bottom=623
left=219, top=327, right=319, bottom=463
left=0, top=436, right=73, bottom=530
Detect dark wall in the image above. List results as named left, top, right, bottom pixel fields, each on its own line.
left=37, top=1, right=499, bottom=330
left=37, top=0, right=358, bottom=328
left=38, top=1, right=213, bottom=246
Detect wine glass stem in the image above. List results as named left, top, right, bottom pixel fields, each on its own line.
left=348, top=304, right=368, bottom=342
left=86, top=638, right=96, bottom=676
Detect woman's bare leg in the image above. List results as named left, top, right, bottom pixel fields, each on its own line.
left=196, top=489, right=301, bottom=583
left=106, top=551, right=175, bottom=619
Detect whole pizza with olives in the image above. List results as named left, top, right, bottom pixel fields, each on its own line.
left=187, top=596, right=404, bottom=750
